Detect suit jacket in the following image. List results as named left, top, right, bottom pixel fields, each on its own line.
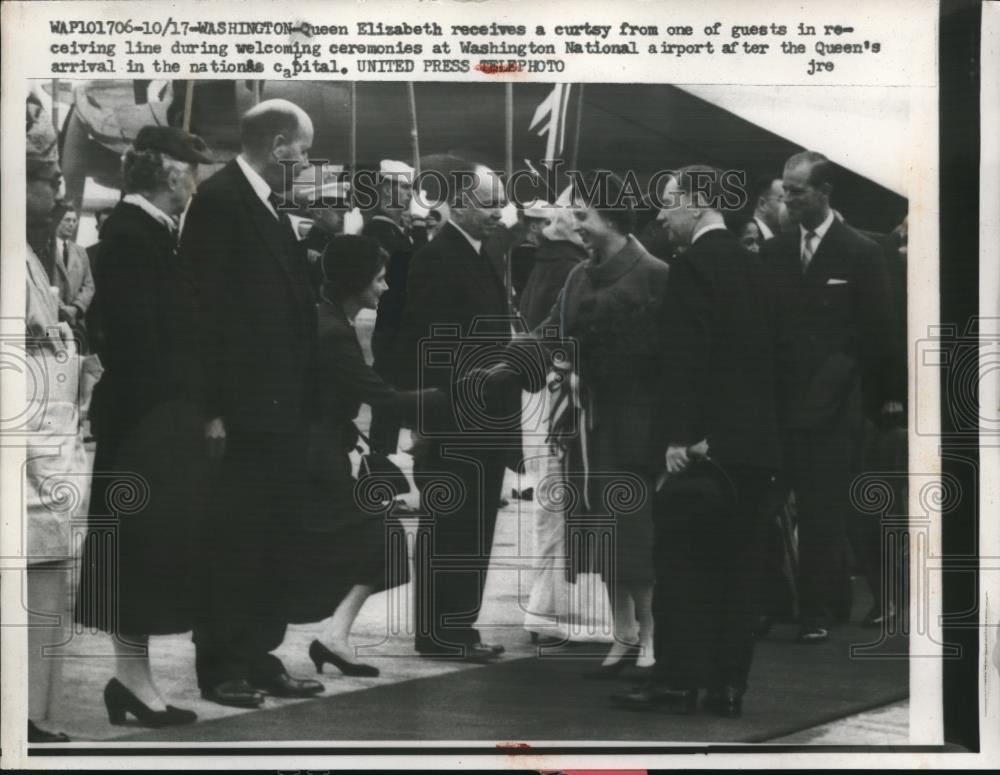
left=179, top=160, right=317, bottom=434
left=55, top=238, right=95, bottom=315
left=91, top=201, right=202, bottom=439
left=393, top=222, right=515, bottom=441
left=761, top=218, right=896, bottom=429
left=363, top=212, right=424, bottom=377
left=658, top=228, right=780, bottom=470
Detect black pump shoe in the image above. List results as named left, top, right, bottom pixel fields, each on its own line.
left=309, top=640, right=380, bottom=677
left=104, top=678, right=197, bottom=727
left=27, top=720, right=70, bottom=743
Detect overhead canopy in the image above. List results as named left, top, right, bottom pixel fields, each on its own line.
left=677, top=85, right=911, bottom=198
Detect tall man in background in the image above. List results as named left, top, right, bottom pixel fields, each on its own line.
left=762, top=151, right=898, bottom=644
left=181, top=99, right=324, bottom=707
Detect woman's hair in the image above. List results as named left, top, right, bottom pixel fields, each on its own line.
left=570, top=170, right=638, bottom=235
left=121, top=147, right=189, bottom=194
left=319, top=234, right=389, bottom=301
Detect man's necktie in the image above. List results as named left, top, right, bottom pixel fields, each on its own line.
left=268, top=192, right=296, bottom=239
left=62, top=240, right=70, bottom=269
left=801, top=230, right=817, bottom=273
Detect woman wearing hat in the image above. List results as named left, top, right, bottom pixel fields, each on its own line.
left=513, top=172, right=670, bottom=675
left=24, top=91, right=90, bottom=744
left=289, top=235, right=443, bottom=677
left=75, top=126, right=213, bottom=728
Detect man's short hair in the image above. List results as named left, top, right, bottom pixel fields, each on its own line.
left=784, top=151, right=835, bottom=189
left=419, top=153, right=492, bottom=207
left=671, top=165, right=729, bottom=212
left=751, top=173, right=781, bottom=205
left=240, top=99, right=308, bottom=156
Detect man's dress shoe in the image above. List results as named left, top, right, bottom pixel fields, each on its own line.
left=200, top=679, right=264, bottom=708
left=251, top=672, right=325, bottom=698
left=610, top=682, right=698, bottom=714
left=704, top=686, right=743, bottom=718
left=796, top=625, right=830, bottom=644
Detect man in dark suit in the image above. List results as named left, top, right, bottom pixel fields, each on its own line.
left=613, top=166, right=780, bottom=718
left=364, top=160, right=425, bottom=454
left=180, top=99, right=324, bottom=707
left=394, top=155, right=514, bottom=661
left=751, top=174, right=787, bottom=242
left=761, top=151, right=899, bottom=644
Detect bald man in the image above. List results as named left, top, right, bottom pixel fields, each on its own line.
left=181, top=99, right=323, bottom=707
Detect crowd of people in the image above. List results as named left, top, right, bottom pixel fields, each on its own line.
left=23, top=92, right=908, bottom=742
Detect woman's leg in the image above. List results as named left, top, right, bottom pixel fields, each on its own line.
left=630, top=581, right=656, bottom=668
left=27, top=565, right=70, bottom=722
left=322, top=584, right=375, bottom=656
left=602, top=582, right=639, bottom=666
left=112, top=633, right=167, bottom=711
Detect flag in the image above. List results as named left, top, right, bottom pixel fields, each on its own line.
left=529, top=84, right=573, bottom=161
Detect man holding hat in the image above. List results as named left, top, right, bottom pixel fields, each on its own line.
left=613, top=166, right=780, bottom=719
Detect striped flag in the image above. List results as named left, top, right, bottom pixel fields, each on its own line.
left=529, top=84, right=573, bottom=161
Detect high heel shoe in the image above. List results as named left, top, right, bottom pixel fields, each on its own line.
left=103, top=678, right=197, bottom=728
left=309, top=639, right=380, bottom=678
left=580, top=644, right=641, bottom=679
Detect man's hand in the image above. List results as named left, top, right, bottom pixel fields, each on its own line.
left=666, top=439, right=710, bottom=474
left=205, top=417, right=226, bottom=460
left=665, top=444, right=689, bottom=474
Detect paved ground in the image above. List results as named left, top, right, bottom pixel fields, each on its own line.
left=44, top=310, right=909, bottom=745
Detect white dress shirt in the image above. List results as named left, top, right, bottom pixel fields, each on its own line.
left=800, top=209, right=836, bottom=260
left=691, top=221, right=729, bottom=245
left=236, top=154, right=278, bottom=218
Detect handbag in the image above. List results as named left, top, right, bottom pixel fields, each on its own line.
left=353, top=423, right=411, bottom=498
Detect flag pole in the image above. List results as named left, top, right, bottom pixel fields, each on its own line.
left=406, top=83, right=421, bottom=176
left=349, top=81, right=357, bottom=208
left=504, top=82, right=515, bottom=308
left=568, top=83, right=584, bottom=171
left=182, top=81, right=195, bottom=131
left=50, top=79, right=60, bottom=136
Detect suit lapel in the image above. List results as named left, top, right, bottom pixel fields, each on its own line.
left=441, top=224, right=508, bottom=310
left=804, top=220, right=845, bottom=285
left=231, top=162, right=314, bottom=322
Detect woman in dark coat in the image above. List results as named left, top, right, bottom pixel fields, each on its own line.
left=75, top=127, right=213, bottom=727
left=525, top=173, right=670, bottom=675
left=292, top=235, right=442, bottom=677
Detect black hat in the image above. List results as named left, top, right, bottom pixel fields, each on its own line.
left=654, top=457, right=738, bottom=523
left=134, top=126, right=213, bottom=164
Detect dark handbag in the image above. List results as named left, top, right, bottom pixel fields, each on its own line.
left=353, top=423, right=410, bottom=498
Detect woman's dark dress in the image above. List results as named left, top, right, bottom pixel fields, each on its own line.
left=75, top=201, right=205, bottom=635
left=287, top=298, right=429, bottom=624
